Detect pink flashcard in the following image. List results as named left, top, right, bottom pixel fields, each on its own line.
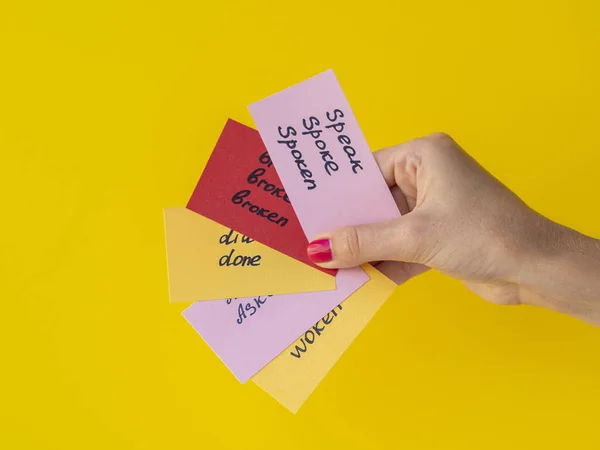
left=182, top=267, right=368, bottom=383
left=249, top=69, right=401, bottom=240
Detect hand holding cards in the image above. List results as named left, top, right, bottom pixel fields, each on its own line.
left=163, top=70, right=403, bottom=412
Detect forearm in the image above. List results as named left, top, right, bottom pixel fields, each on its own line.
left=519, top=218, right=600, bottom=326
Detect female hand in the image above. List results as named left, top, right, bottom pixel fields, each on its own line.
left=307, top=133, right=600, bottom=326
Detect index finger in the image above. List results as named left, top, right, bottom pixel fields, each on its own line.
left=373, top=139, right=421, bottom=187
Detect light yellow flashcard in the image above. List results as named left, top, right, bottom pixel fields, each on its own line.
left=163, top=207, right=336, bottom=302
left=251, top=264, right=396, bottom=412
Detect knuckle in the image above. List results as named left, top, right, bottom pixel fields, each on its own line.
left=403, top=213, right=440, bottom=263
left=419, top=132, right=460, bottom=159
left=340, top=226, right=362, bottom=261
left=403, top=214, right=424, bottom=241
left=422, top=132, right=456, bottom=151
left=404, top=150, right=423, bottom=172
left=427, top=131, right=453, bottom=143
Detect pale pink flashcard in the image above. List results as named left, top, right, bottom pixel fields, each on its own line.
left=182, top=266, right=368, bottom=383
left=249, top=69, right=400, bottom=240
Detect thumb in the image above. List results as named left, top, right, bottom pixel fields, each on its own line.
left=307, top=212, right=430, bottom=269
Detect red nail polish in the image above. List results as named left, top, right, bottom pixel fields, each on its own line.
left=307, top=239, right=333, bottom=263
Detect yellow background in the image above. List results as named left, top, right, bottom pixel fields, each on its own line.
left=1, top=0, right=599, bottom=449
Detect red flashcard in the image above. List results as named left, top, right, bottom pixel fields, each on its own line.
left=187, top=119, right=336, bottom=276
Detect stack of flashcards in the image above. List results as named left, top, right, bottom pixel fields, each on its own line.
left=164, top=70, right=401, bottom=413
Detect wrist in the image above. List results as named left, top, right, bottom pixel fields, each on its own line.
left=511, top=213, right=568, bottom=306
left=515, top=214, right=600, bottom=318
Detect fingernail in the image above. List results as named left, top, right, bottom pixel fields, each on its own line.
left=307, top=239, right=333, bottom=263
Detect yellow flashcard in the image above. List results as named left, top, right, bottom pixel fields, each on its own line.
left=163, top=207, right=336, bottom=302
left=251, top=264, right=396, bottom=412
